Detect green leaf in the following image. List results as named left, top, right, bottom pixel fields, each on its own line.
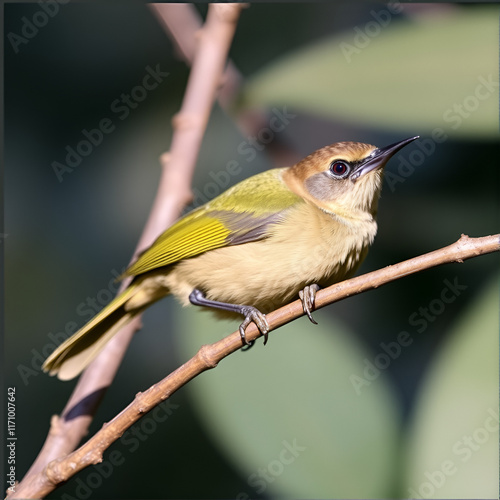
left=241, top=7, right=499, bottom=138
left=402, top=277, right=499, bottom=498
left=175, top=308, right=401, bottom=498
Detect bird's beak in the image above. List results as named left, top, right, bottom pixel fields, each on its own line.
left=351, top=136, right=420, bottom=180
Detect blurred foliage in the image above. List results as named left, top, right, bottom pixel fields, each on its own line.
left=176, top=309, right=400, bottom=499
left=403, top=276, right=499, bottom=498
left=241, top=7, right=498, bottom=138
left=4, top=2, right=499, bottom=499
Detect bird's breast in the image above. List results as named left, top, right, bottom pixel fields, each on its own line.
left=163, top=201, right=378, bottom=314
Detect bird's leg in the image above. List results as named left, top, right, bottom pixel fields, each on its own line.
left=299, top=284, right=320, bottom=324
left=189, top=289, right=269, bottom=346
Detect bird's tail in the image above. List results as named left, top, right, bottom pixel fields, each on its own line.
left=42, top=283, right=142, bottom=381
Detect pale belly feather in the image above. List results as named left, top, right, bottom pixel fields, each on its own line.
left=158, top=202, right=378, bottom=316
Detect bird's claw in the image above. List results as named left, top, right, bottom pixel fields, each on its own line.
left=239, top=307, right=269, bottom=349
left=299, top=284, right=320, bottom=324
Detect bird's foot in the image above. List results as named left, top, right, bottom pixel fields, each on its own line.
left=239, top=306, right=269, bottom=349
left=189, top=288, right=269, bottom=350
left=299, top=284, right=320, bottom=324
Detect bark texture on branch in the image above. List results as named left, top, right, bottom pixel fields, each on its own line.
left=13, top=4, right=245, bottom=497
left=9, top=233, right=499, bottom=499
left=149, top=3, right=300, bottom=168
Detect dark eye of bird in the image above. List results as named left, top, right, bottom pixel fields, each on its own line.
left=329, top=161, right=350, bottom=178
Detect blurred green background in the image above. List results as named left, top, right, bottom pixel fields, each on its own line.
left=4, top=2, right=499, bottom=499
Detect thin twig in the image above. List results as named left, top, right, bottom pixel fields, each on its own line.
left=149, top=3, right=243, bottom=110
left=149, top=3, right=300, bottom=168
left=10, top=234, right=499, bottom=499
left=15, top=2, right=245, bottom=494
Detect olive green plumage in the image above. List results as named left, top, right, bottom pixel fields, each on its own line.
left=43, top=137, right=418, bottom=380
left=44, top=169, right=303, bottom=380
left=124, top=169, right=301, bottom=276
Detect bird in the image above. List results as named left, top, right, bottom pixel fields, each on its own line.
left=43, top=136, right=419, bottom=380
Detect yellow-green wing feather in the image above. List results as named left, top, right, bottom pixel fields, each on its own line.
left=124, top=168, right=301, bottom=277
left=207, top=167, right=300, bottom=214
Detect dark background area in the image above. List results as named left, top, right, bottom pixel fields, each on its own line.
left=4, top=2, right=498, bottom=499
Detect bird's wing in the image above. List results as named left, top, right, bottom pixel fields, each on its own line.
left=124, top=168, right=301, bottom=277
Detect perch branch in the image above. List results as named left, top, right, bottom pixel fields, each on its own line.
left=15, top=2, right=245, bottom=493
left=10, top=233, right=499, bottom=499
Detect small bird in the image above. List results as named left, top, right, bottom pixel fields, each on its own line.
left=43, top=136, right=418, bottom=380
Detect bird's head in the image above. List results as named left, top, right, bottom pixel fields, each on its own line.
left=284, top=136, right=419, bottom=219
